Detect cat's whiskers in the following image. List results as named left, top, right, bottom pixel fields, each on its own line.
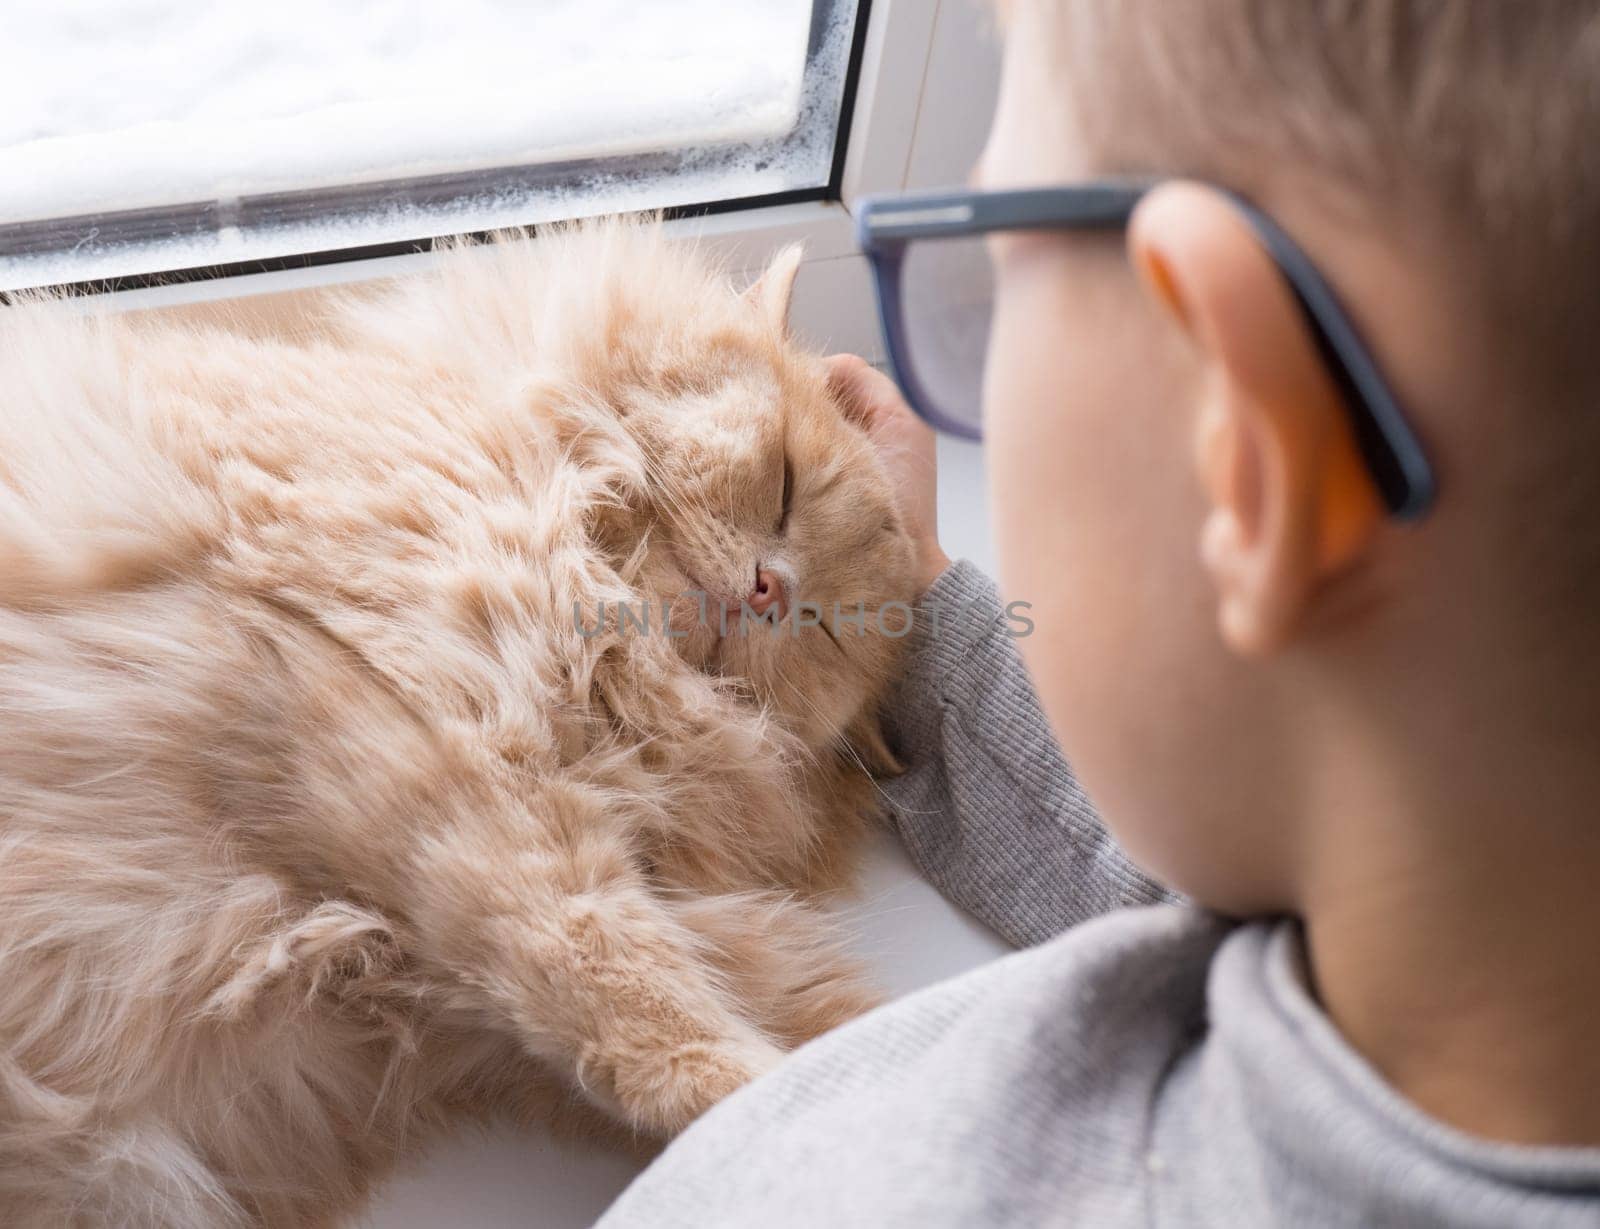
left=773, top=670, right=899, bottom=808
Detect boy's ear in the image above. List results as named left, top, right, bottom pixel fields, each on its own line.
left=744, top=242, right=804, bottom=335
left=1127, top=183, right=1385, bottom=657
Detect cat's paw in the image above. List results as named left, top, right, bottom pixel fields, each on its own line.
left=613, top=1038, right=783, bottom=1135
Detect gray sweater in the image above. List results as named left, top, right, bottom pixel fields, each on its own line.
left=597, top=562, right=1600, bottom=1227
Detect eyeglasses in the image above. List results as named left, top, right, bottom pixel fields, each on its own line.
left=855, top=182, right=1436, bottom=520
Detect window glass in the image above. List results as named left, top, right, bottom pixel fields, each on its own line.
left=0, top=0, right=862, bottom=291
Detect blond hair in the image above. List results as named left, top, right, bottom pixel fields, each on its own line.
left=1047, top=0, right=1600, bottom=345
left=1049, top=2, right=1594, bottom=228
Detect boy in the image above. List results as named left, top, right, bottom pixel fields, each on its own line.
left=600, top=1, right=1600, bottom=1224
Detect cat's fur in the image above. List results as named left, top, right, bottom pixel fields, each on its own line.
left=0, top=220, right=916, bottom=1228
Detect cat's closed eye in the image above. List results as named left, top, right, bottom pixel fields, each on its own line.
left=777, top=453, right=795, bottom=534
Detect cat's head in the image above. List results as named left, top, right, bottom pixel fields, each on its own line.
left=572, top=232, right=918, bottom=763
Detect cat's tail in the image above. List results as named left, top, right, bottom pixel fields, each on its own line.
left=0, top=1051, right=249, bottom=1229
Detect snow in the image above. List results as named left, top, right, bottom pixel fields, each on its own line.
left=0, top=0, right=854, bottom=289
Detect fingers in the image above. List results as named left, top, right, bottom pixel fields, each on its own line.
left=823, top=351, right=874, bottom=393
left=823, top=355, right=946, bottom=591
left=823, top=352, right=874, bottom=425
left=824, top=353, right=907, bottom=431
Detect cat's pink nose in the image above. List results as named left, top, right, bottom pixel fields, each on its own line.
left=747, top=568, right=787, bottom=620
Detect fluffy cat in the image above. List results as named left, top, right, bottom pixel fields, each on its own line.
left=0, top=220, right=916, bottom=1228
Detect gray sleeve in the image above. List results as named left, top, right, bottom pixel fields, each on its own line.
left=882, top=560, right=1176, bottom=949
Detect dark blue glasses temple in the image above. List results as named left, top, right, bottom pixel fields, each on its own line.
left=855, top=183, right=1436, bottom=521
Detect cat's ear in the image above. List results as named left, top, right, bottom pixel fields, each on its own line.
left=744, top=243, right=804, bottom=335
left=840, top=706, right=903, bottom=779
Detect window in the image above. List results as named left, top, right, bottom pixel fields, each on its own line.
left=0, top=0, right=867, bottom=293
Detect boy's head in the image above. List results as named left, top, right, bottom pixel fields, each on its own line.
left=980, top=1, right=1600, bottom=911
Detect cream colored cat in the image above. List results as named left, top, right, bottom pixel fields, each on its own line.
left=0, top=220, right=916, bottom=1228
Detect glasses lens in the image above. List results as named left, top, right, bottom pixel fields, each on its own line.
left=897, top=235, right=994, bottom=436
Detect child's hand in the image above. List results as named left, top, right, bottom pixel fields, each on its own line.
left=825, top=353, right=951, bottom=594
